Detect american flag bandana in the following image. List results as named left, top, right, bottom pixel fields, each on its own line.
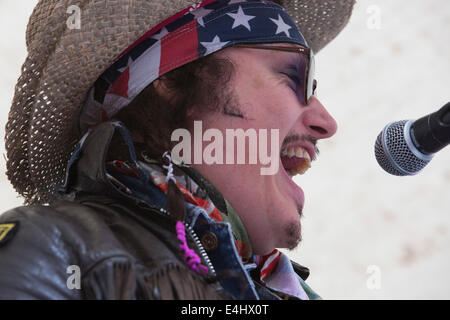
left=79, top=0, right=309, bottom=133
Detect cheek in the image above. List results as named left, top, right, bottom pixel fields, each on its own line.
left=245, top=80, right=296, bottom=117
left=258, top=87, right=301, bottom=137
left=232, top=65, right=302, bottom=137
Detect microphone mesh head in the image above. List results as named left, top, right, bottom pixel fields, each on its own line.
left=374, top=120, right=430, bottom=176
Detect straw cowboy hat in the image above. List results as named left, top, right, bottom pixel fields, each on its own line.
left=5, top=0, right=355, bottom=205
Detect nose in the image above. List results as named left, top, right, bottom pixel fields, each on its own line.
left=302, top=96, right=338, bottom=139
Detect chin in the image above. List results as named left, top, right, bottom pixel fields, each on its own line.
left=283, top=217, right=302, bottom=250
left=264, top=188, right=303, bottom=251
left=273, top=204, right=303, bottom=250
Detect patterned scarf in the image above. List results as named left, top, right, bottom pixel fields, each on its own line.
left=106, top=159, right=320, bottom=300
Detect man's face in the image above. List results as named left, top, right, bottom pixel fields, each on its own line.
left=188, top=43, right=337, bottom=255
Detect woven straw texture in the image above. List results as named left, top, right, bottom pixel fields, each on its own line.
left=5, top=0, right=354, bottom=205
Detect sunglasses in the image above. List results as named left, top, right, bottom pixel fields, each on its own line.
left=233, top=43, right=317, bottom=105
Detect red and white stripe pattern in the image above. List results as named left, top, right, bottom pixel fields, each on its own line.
left=259, top=249, right=282, bottom=283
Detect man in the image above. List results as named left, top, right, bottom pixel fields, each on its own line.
left=0, top=0, right=354, bottom=299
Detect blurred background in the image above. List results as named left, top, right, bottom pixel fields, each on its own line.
left=1, top=0, right=449, bottom=299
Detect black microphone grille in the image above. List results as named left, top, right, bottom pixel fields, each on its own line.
left=374, top=120, right=432, bottom=176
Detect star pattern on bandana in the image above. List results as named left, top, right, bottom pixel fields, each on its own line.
left=270, top=14, right=292, bottom=38
left=227, top=5, right=256, bottom=31
left=200, top=35, right=230, bottom=55
left=190, top=6, right=214, bottom=27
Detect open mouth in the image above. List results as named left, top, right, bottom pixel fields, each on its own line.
left=280, top=146, right=312, bottom=177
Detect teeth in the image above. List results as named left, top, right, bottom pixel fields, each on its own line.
left=281, top=146, right=312, bottom=162
left=297, top=166, right=307, bottom=175
left=303, top=150, right=311, bottom=161
left=288, top=147, right=295, bottom=158
left=297, top=161, right=311, bottom=174
left=281, top=146, right=312, bottom=177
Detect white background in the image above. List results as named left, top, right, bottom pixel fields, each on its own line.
left=1, top=0, right=449, bottom=299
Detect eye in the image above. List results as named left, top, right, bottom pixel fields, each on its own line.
left=281, top=72, right=300, bottom=89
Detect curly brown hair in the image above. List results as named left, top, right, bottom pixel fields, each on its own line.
left=109, top=52, right=236, bottom=162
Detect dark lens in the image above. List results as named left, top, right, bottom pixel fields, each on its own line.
left=295, top=52, right=308, bottom=105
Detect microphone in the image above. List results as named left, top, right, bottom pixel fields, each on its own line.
left=374, top=102, right=450, bottom=176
